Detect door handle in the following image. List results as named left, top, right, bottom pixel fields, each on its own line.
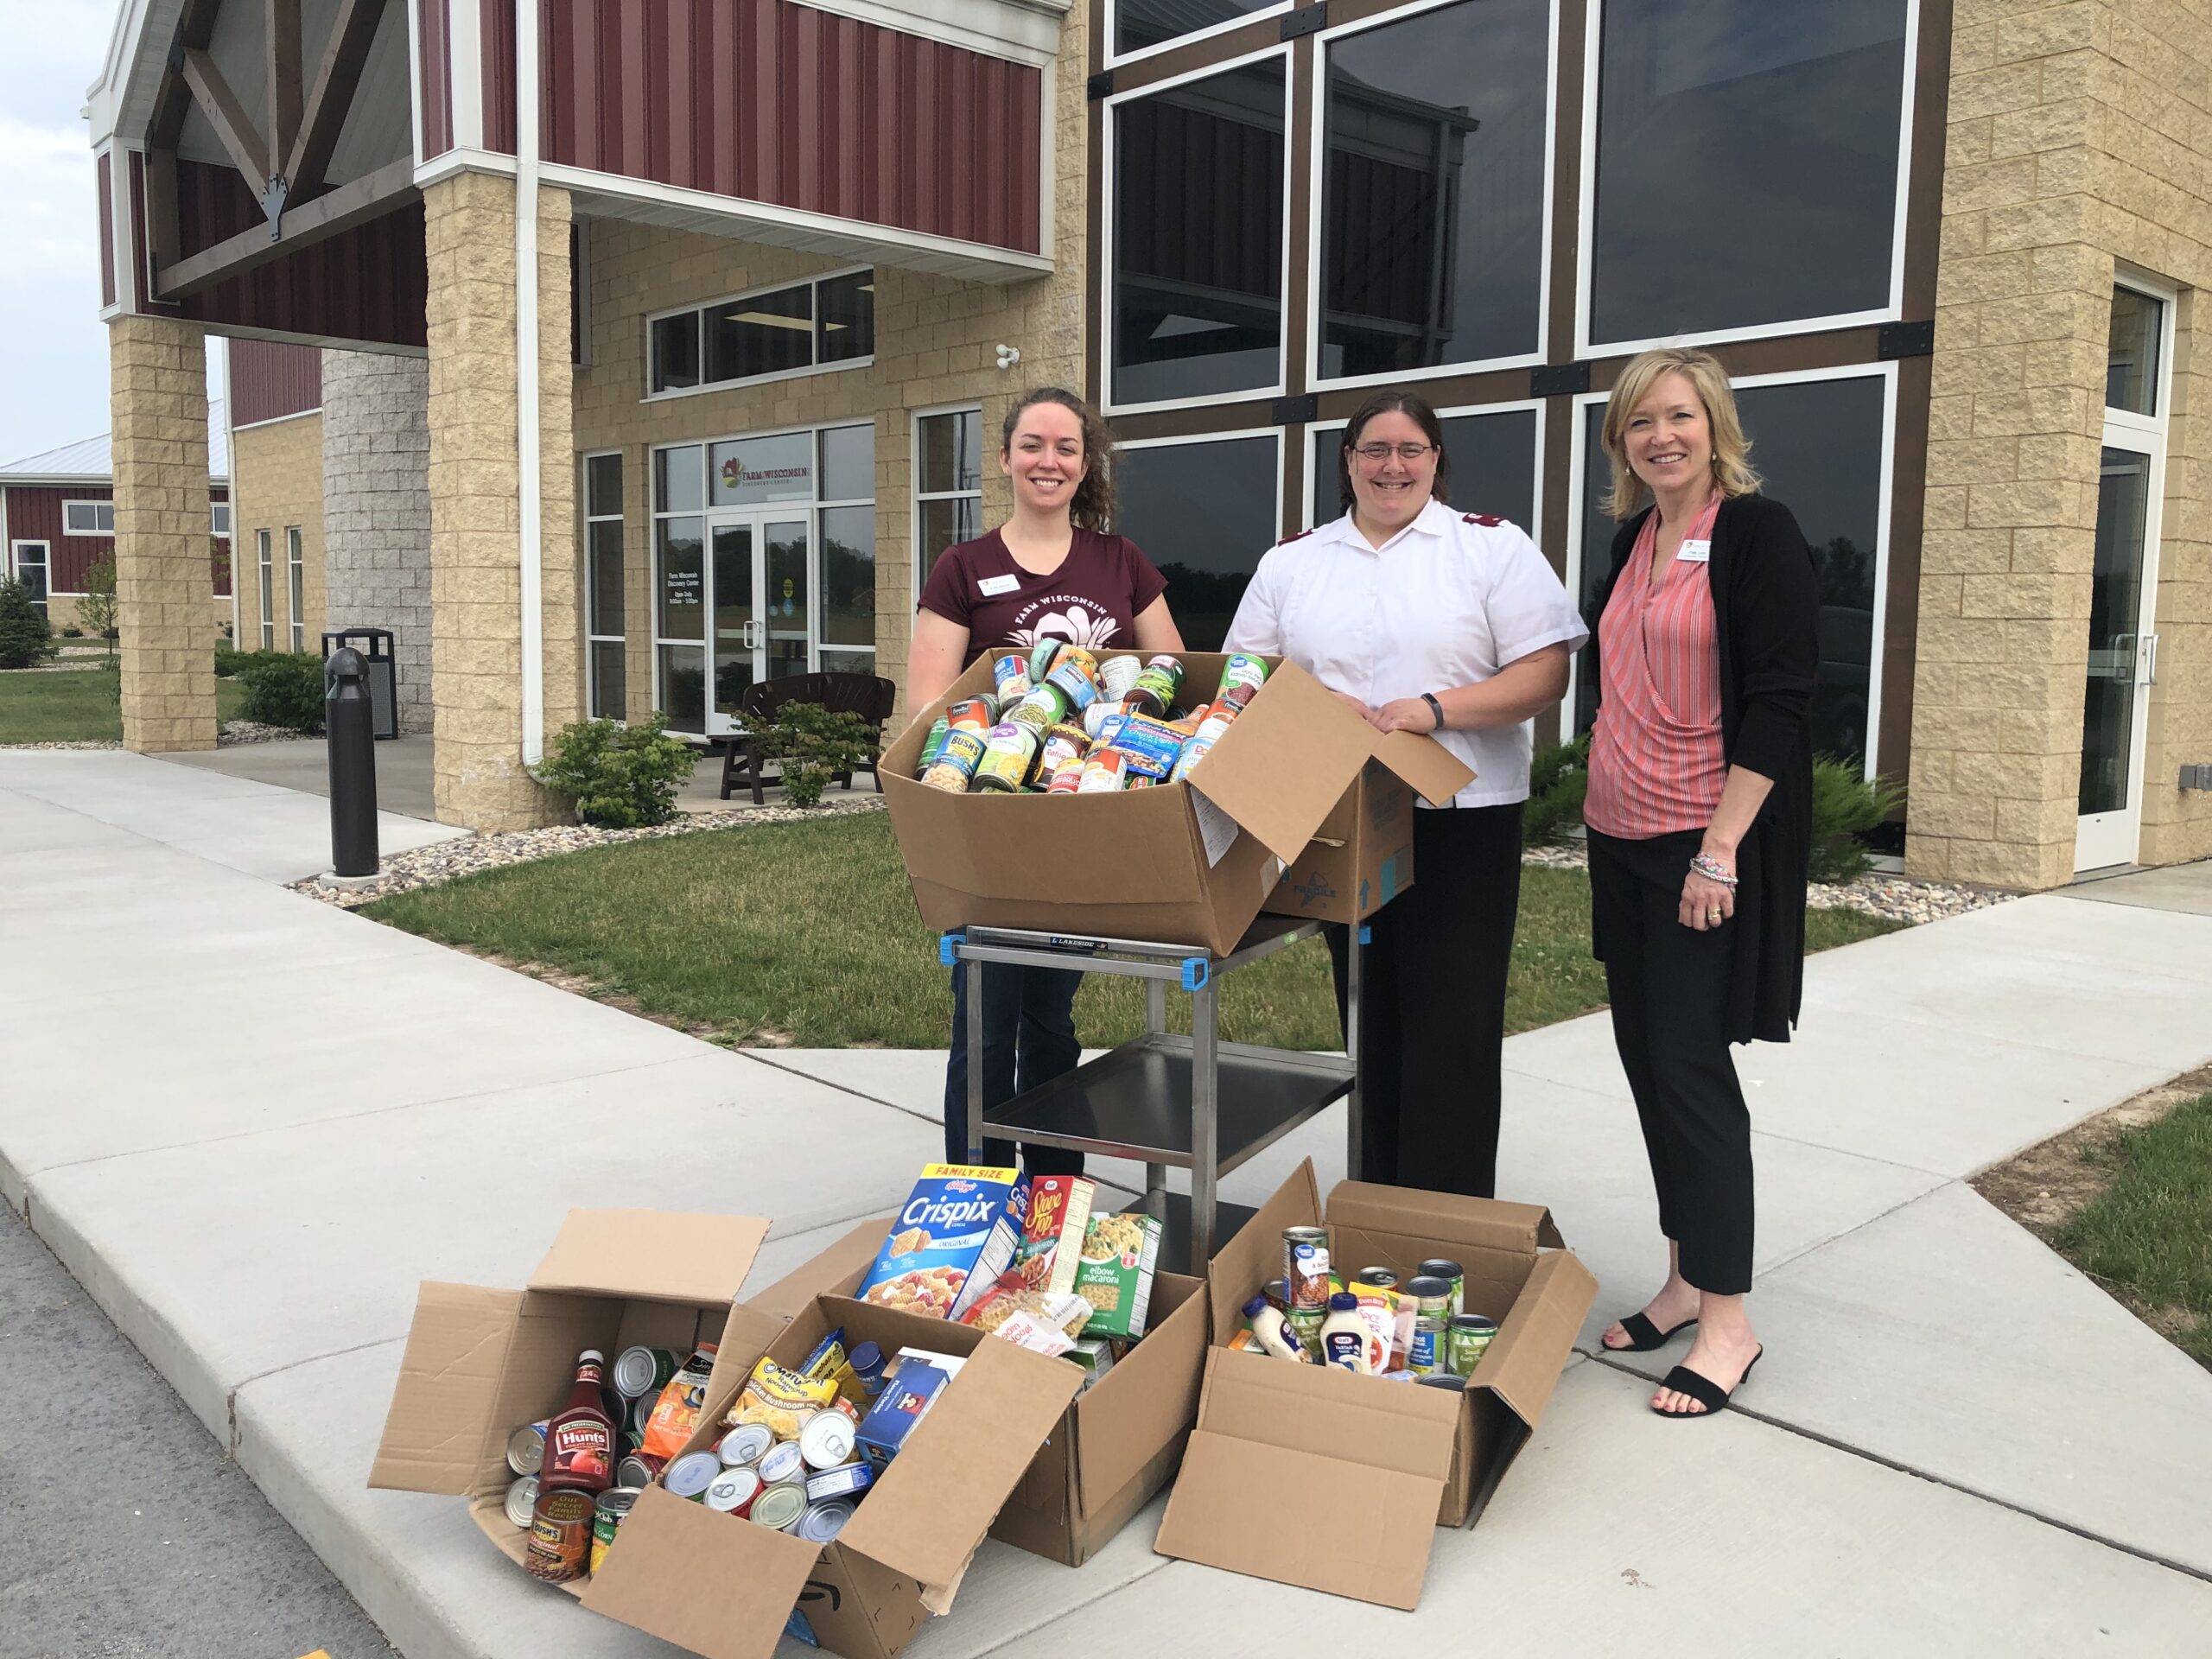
left=2141, top=633, right=2159, bottom=685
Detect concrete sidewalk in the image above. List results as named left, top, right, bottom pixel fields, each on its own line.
left=5, top=748, right=2211, bottom=1657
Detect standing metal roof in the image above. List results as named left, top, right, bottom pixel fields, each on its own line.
left=0, top=400, right=230, bottom=484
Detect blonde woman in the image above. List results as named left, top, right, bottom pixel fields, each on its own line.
left=1583, top=348, right=1818, bottom=1419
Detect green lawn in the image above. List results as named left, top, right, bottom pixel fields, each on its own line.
left=361, top=810, right=1900, bottom=1049
left=0, top=666, right=248, bottom=745
left=2055, top=1092, right=2212, bottom=1370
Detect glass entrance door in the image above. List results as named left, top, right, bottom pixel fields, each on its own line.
left=2075, top=447, right=2160, bottom=871
left=701, top=511, right=812, bottom=733
left=711, top=522, right=757, bottom=730
left=762, top=515, right=811, bottom=683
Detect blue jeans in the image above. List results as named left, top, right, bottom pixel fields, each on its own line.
left=943, top=962, right=1086, bottom=1174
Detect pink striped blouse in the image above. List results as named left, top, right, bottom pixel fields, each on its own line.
left=1586, top=494, right=1727, bottom=838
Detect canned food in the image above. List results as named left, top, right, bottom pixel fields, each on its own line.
left=1046, top=660, right=1099, bottom=713
left=1446, top=1313, right=1498, bottom=1378
left=757, top=1440, right=807, bottom=1488
left=1077, top=750, right=1128, bottom=792
left=970, top=722, right=1038, bottom=791
left=704, top=1466, right=763, bottom=1516
left=804, top=1461, right=874, bottom=1502
left=1039, top=723, right=1089, bottom=777
left=1046, top=757, right=1084, bottom=793
left=1418, top=1259, right=1466, bottom=1318
left=750, top=1484, right=808, bottom=1534
left=1415, top=1372, right=1469, bottom=1393
left=1127, top=655, right=1185, bottom=719
left=1284, top=1226, right=1332, bottom=1314
left=589, top=1487, right=641, bottom=1574
left=1079, top=701, right=1124, bottom=741
left=504, top=1474, right=540, bottom=1529
left=1355, top=1268, right=1398, bottom=1291
left=918, top=716, right=951, bottom=770
left=1008, top=683, right=1069, bottom=731
left=505, top=1421, right=546, bottom=1477
left=615, top=1451, right=665, bottom=1490
left=524, top=1488, right=595, bottom=1583
left=798, top=1499, right=856, bottom=1543
left=612, top=1345, right=678, bottom=1401
left=992, top=654, right=1033, bottom=702
left=849, top=1340, right=887, bottom=1397
left=1056, top=645, right=1099, bottom=682
left=919, top=727, right=987, bottom=791
left=944, top=695, right=998, bottom=731
left=666, top=1449, right=724, bottom=1501
left=1027, top=639, right=1065, bottom=683
left=799, top=1410, right=857, bottom=1471
left=1215, top=654, right=1269, bottom=702
left=1286, top=1307, right=1324, bottom=1353
left=1100, top=654, right=1141, bottom=702
left=1262, top=1279, right=1290, bottom=1313
left=719, top=1423, right=775, bottom=1468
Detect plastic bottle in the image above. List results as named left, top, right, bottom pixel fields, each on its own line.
left=1319, top=1292, right=1370, bottom=1374
left=541, top=1351, right=619, bottom=1494
left=1241, top=1294, right=1309, bottom=1363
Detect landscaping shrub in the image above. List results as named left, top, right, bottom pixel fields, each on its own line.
left=214, top=643, right=260, bottom=678
left=0, top=576, right=54, bottom=669
left=1522, top=732, right=1590, bottom=848
left=761, top=702, right=874, bottom=808
left=237, top=650, right=328, bottom=733
left=60, top=626, right=83, bottom=638
left=1808, top=757, right=1904, bottom=886
left=531, top=713, right=696, bottom=827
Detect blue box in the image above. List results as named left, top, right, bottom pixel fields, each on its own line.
left=855, top=1357, right=954, bottom=1471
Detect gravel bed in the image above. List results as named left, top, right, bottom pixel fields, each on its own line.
left=16, top=659, right=109, bottom=672
left=1521, top=838, right=2011, bottom=925
left=0, top=739, right=124, bottom=751
left=290, top=793, right=890, bottom=909
left=217, top=721, right=310, bottom=746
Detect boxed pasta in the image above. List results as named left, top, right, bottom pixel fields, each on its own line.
left=1073, top=1212, right=1162, bottom=1340
left=1015, top=1175, right=1096, bottom=1294
left=855, top=1164, right=1031, bottom=1321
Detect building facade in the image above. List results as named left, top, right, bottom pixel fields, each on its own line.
left=85, top=0, right=2212, bottom=882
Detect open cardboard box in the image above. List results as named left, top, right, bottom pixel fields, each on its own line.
left=1153, top=1160, right=1597, bottom=1611
left=741, top=1214, right=1212, bottom=1567
left=367, top=1209, right=772, bottom=1588
left=880, top=652, right=1473, bottom=954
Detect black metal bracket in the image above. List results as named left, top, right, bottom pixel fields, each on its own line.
left=1088, top=68, right=1116, bottom=99
left=1530, top=362, right=1591, bottom=397
left=1272, top=393, right=1319, bottom=424
left=1878, top=320, right=1935, bottom=359
left=1281, top=3, right=1328, bottom=39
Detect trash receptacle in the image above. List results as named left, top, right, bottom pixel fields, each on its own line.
left=321, top=628, right=399, bottom=741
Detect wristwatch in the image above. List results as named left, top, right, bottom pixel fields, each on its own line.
left=1420, top=692, right=1446, bottom=732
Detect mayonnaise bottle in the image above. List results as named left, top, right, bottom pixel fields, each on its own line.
left=1319, top=1292, right=1370, bottom=1374
left=1242, top=1294, right=1308, bottom=1363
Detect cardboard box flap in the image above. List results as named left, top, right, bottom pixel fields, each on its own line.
left=1208, top=1158, right=1325, bottom=1338
left=581, top=1483, right=819, bottom=1659
left=1371, top=728, right=1477, bottom=805
left=744, top=1217, right=889, bottom=1320
left=1198, top=1344, right=1460, bottom=1475
left=1071, top=1274, right=1208, bottom=1510
left=837, top=1333, right=1082, bottom=1597
left=702, top=1300, right=796, bottom=1404
left=1325, top=1179, right=1560, bottom=1259
left=1187, top=661, right=1375, bottom=864
left=1468, top=1248, right=1598, bottom=1427
left=530, top=1209, right=770, bottom=1307
left=368, top=1282, right=525, bottom=1494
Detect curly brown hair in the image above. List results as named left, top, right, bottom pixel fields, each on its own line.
left=1001, top=387, right=1119, bottom=531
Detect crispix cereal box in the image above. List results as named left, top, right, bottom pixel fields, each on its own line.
left=856, top=1164, right=1030, bottom=1321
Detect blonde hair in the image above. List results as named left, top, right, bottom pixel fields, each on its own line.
left=1599, top=347, right=1762, bottom=521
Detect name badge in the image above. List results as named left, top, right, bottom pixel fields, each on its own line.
left=1677, top=539, right=1712, bottom=563
left=977, top=574, right=1020, bottom=596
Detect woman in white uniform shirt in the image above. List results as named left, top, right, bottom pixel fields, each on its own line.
left=1224, top=391, right=1586, bottom=1198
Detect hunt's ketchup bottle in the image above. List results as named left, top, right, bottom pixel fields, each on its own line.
left=541, top=1350, right=617, bottom=1494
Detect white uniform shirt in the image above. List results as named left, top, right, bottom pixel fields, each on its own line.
left=1224, top=499, right=1589, bottom=808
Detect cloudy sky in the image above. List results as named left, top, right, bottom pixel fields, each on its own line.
left=0, top=1, right=223, bottom=467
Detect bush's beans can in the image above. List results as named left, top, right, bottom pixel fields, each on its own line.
left=971, top=722, right=1039, bottom=791
left=751, top=1484, right=808, bottom=1533
left=719, top=1423, right=775, bottom=1468
left=588, top=1487, right=641, bottom=1573
left=703, top=1467, right=762, bottom=1516
left=505, top=1474, right=540, bottom=1529
left=992, top=654, right=1033, bottom=702
left=505, top=1421, right=546, bottom=1477
left=798, top=1499, right=856, bottom=1543
left=944, top=696, right=997, bottom=733
left=666, top=1449, right=724, bottom=1501
left=1446, top=1314, right=1497, bottom=1377
left=1284, top=1227, right=1332, bottom=1314
left=1077, top=750, right=1128, bottom=792
left=920, top=728, right=987, bottom=791
left=612, top=1345, right=678, bottom=1401
left=1419, top=1259, right=1466, bottom=1318
left=1128, top=656, right=1185, bottom=719
left=524, top=1488, right=595, bottom=1582
left=1100, top=655, right=1141, bottom=702
left=918, top=717, right=951, bottom=770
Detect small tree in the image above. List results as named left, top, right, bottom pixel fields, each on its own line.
left=761, top=702, right=874, bottom=808
left=76, top=555, right=118, bottom=653
left=0, top=575, right=54, bottom=670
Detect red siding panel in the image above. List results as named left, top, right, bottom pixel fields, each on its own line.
left=231, top=340, right=323, bottom=426
left=420, top=0, right=454, bottom=158
left=483, top=0, right=518, bottom=154
left=97, top=153, right=116, bottom=308
left=14, top=488, right=111, bottom=594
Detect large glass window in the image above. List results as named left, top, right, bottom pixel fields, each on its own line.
left=257, top=530, right=273, bottom=650
left=584, top=453, right=626, bottom=720
left=649, top=270, right=874, bottom=395
left=286, top=527, right=305, bottom=652
left=2107, top=285, right=2163, bottom=416
left=710, top=432, right=813, bottom=507
left=1117, top=434, right=1281, bottom=650
left=1115, top=0, right=1279, bottom=60
left=1587, top=0, right=1910, bottom=345
left=1312, top=407, right=1538, bottom=531
left=1318, top=0, right=1549, bottom=381
left=1111, top=60, right=1288, bottom=407
left=819, top=425, right=877, bottom=677
left=916, top=409, right=984, bottom=587
left=1574, top=374, right=1889, bottom=767
left=10, top=542, right=48, bottom=611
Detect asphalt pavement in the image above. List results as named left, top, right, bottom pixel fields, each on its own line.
left=0, top=1202, right=394, bottom=1659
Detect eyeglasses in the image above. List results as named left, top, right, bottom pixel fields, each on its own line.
left=1352, top=442, right=1436, bottom=463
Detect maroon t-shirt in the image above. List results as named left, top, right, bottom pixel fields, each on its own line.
left=918, top=528, right=1168, bottom=663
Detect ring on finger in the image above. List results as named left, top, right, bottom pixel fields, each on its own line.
left=1706, top=907, right=1724, bottom=922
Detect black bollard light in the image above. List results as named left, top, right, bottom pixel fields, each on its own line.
left=326, top=645, right=380, bottom=878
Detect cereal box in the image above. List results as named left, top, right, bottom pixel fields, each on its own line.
left=856, top=1164, right=1030, bottom=1321
left=1015, top=1175, right=1096, bottom=1295
left=1073, top=1212, right=1163, bottom=1340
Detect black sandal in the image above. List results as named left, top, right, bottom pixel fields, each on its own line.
left=1651, top=1347, right=1762, bottom=1419
left=1603, top=1311, right=1698, bottom=1352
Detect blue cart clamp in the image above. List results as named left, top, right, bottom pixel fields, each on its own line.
left=938, top=931, right=967, bottom=966
left=1358, top=925, right=1373, bottom=945
left=1180, top=957, right=1211, bottom=992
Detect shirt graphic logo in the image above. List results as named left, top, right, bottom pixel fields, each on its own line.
left=1008, top=598, right=1121, bottom=649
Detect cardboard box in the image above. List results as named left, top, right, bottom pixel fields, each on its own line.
left=1152, top=1160, right=1597, bottom=1611
left=367, top=1209, right=772, bottom=1592
left=743, top=1214, right=1211, bottom=1568
left=881, top=652, right=1473, bottom=955
left=1262, top=757, right=1415, bottom=925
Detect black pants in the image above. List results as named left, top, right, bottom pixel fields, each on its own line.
left=942, top=962, right=1086, bottom=1174
left=1327, top=802, right=1522, bottom=1198
left=1586, top=826, right=1754, bottom=1295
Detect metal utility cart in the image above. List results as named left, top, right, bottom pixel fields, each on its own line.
left=946, top=914, right=1362, bottom=1273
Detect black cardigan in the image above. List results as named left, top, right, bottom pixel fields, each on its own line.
left=1587, top=493, right=1821, bottom=1044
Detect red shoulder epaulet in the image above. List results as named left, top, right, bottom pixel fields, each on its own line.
left=1276, top=528, right=1316, bottom=546
left=1463, top=512, right=1506, bottom=527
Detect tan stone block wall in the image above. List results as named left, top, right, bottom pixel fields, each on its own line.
left=570, top=0, right=1090, bottom=729
left=108, top=315, right=218, bottom=753
left=1910, top=0, right=2212, bottom=885
left=232, top=410, right=327, bottom=653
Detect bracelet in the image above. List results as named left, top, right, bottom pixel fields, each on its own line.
left=1421, top=692, right=1446, bottom=732
left=1689, top=851, right=1738, bottom=890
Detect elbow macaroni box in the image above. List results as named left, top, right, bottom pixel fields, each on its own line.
left=855, top=1166, right=1030, bottom=1322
